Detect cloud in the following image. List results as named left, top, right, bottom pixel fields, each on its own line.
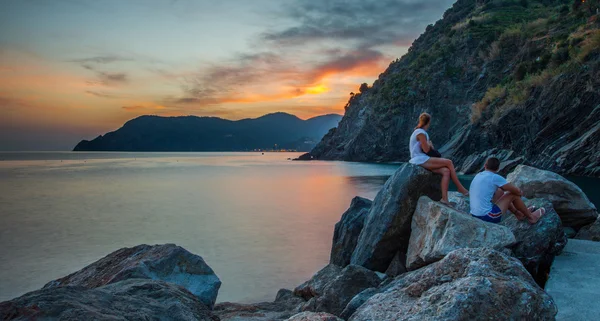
left=172, top=0, right=453, bottom=108
left=69, top=55, right=132, bottom=64
left=80, top=63, right=128, bottom=86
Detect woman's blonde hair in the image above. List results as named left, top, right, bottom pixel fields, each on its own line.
left=415, top=112, right=431, bottom=129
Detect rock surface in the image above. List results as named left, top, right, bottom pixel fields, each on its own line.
left=575, top=216, right=600, bottom=242
left=406, top=196, right=516, bottom=270
left=339, top=288, right=379, bottom=320
left=0, top=279, right=218, bottom=321
left=384, top=251, right=407, bottom=277
left=500, top=198, right=567, bottom=280
left=214, top=289, right=305, bottom=321
left=507, top=165, right=598, bottom=229
left=294, top=264, right=342, bottom=301
left=43, top=244, right=221, bottom=308
left=351, top=164, right=441, bottom=271
left=286, top=312, right=343, bottom=321
left=300, top=265, right=380, bottom=317
left=349, top=248, right=557, bottom=321
left=330, top=197, right=372, bottom=267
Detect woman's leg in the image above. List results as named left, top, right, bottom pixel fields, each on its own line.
left=421, top=158, right=468, bottom=195
left=430, top=167, right=450, bottom=202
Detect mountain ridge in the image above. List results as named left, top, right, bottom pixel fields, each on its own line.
left=73, top=112, right=342, bottom=152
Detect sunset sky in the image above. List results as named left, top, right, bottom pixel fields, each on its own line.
left=0, top=0, right=454, bottom=150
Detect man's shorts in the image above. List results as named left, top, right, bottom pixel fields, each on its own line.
left=472, top=204, right=502, bottom=223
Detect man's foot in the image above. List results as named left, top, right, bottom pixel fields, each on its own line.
left=514, top=211, right=526, bottom=220
left=528, top=208, right=546, bottom=224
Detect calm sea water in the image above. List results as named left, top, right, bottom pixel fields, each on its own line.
left=0, top=152, right=597, bottom=303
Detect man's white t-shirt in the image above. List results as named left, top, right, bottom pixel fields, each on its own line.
left=469, top=170, right=508, bottom=216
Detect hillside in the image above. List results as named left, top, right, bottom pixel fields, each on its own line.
left=73, top=113, right=341, bottom=152
left=311, top=0, right=600, bottom=177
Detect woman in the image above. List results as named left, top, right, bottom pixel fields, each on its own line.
left=409, top=113, right=469, bottom=204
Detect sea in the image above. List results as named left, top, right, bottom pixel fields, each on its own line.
left=0, top=152, right=598, bottom=303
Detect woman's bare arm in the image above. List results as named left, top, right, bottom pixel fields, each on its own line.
left=417, top=134, right=430, bottom=153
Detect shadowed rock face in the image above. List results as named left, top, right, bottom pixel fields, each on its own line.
left=349, top=248, right=557, bottom=321
left=286, top=312, right=343, bottom=321
left=507, top=165, right=598, bottom=229
left=0, top=279, right=218, bottom=321
left=350, top=164, right=441, bottom=272
left=43, top=244, right=221, bottom=308
left=406, top=196, right=516, bottom=270
left=576, top=216, right=600, bottom=241
left=500, top=198, right=567, bottom=282
left=214, top=289, right=305, bottom=321
left=330, top=197, right=372, bottom=267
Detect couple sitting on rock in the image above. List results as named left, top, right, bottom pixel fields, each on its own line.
left=408, top=112, right=545, bottom=224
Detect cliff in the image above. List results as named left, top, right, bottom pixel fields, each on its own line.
left=311, top=0, right=600, bottom=176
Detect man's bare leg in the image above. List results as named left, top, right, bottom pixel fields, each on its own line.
left=497, top=192, right=545, bottom=224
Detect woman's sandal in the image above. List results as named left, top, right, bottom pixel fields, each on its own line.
left=529, top=207, right=546, bottom=224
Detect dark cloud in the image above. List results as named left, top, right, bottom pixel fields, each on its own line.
left=79, top=63, right=128, bottom=86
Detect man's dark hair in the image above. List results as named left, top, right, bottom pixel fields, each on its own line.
left=485, top=157, right=501, bottom=171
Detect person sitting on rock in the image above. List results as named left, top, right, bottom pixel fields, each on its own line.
left=470, top=157, right=545, bottom=224
left=409, top=112, right=469, bottom=205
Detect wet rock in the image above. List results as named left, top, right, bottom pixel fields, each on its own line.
left=501, top=199, right=567, bottom=279
left=351, top=164, right=441, bottom=271
left=575, top=216, right=600, bottom=241
left=214, top=289, right=305, bottom=321
left=406, top=196, right=516, bottom=270
left=349, top=248, right=557, bottom=321
left=286, top=312, right=343, bottom=321
left=43, top=244, right=221, bottom=308
left=507, top=165, right=598, bottom=229
left=0, top=279, right=218, bottom=321
left=330, top=197, right=372, bottom=267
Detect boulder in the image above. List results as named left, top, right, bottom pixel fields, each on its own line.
left=339, top=288, right=379, bottom=320
left=293, top=153, right=314, bottom=161
left=0, top=279, right=218, bottom=321
left=294, top=264, right=342, bottom=300
left=43, top=244, right=221, bottom=308
left=214, top=289, right=305, bottom=321
left=448, top=191, right=470, bottom=213
left=500, top=198, right=567, bottom=282
left=349, top=248, right=557, bottom=321
left=575, top=216, right=600, bottom=241
left=406, top=196, right=516, bottom=270
left=351, top=163, right=442, bottom=271
left=330, top=197, right=372, bottom=267
left=301, top=265, right=381, bottom=317
left=507, top=165, right=598, bottom=229
left=287, top=312, right=343, bottom=321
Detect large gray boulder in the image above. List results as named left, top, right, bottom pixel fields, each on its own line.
left=302, top=265, right=381, bottom=317
left=286, top=312, right=343, bottom=321
left=501, top=198, right=567, bottom=281
left=576, top=216, right=600, bottom=241
left=339, top=287, right=379, bottom=320
left=406, top=196, right=516, bottom=270
left=215, top=289, right=305, bottom=321
left=507, top=165, right=598, bottom=229
left=0, top=279, right=218, bottom=321
left=43, top=244, right=221, bottom=308
left=351, top=164, right=441, bottom=271
left=330, top=197, right=372, bottom=267
left=349, top=248, right=557, bottom=321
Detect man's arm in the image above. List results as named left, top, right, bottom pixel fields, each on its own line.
left=500, top=182, right=523, bottom=196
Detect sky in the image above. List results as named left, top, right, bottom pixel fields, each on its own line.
left=0, top=0, right=455, bottom=150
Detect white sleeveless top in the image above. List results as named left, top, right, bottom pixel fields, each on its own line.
left=409, top=128, right=430, bottom=165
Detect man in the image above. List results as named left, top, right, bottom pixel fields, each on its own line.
left=469, top=157, right=545, bottom=224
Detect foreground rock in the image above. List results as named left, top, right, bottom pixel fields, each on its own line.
left=294, top=264, right=342, bottom=300
left=507, top=165, right=598, bottom=229
left=349, top=248, right=557, bottom=321
left=500, top=199, right=567, bottom=283
left=351, top=164, right=441, bottom=271
left=43, top=244, right=221, bottom=308
left=406, top=196, right=516, bottom=270
left=0, top=279, right=218, bottom=321
left=287, top=312, right=343, bottom=321
left=296, top=264, right=380, bottom=317
left=330, top=197, right=372, bottom=267
left=575, top=216, right=600, bottom=241
left=215, top=289, right=305, bottom=321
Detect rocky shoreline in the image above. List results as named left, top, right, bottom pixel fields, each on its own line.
left=2, top=164, right=599, bottom=320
